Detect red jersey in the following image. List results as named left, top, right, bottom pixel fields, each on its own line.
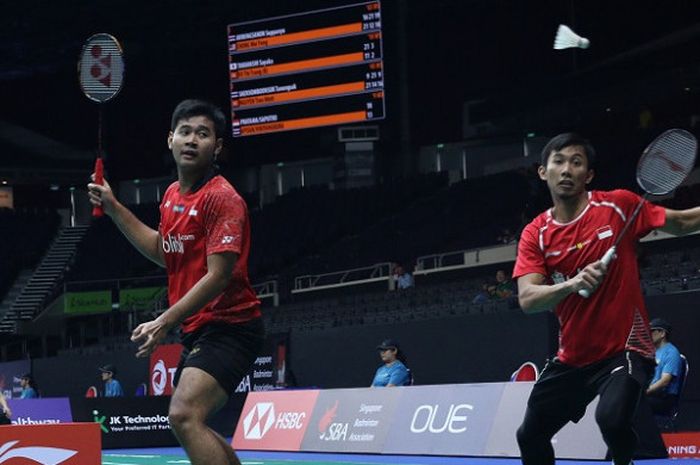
left=159, top=174, right=261, bottom=333
left=513, top=190, right=666, bottom=367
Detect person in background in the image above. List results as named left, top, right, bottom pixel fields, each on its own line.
left=393, top=264, right=415, bottom=290
left=19, top=373, right=39, bottom=398
left=371, top=339, right=411, bottom=387
left=100, top=364, right=124, bottom=397
left=646, top=318, right=683, bottom=416
left=494, top=269, right=515, bottom=299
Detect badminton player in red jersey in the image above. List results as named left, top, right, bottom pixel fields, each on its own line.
left=88, top=99, right=263, bottom=465
left=514, top=133, right=700, bottom=465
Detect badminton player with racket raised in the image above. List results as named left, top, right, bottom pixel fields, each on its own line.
left=88, top=99, right=263, bottom=465
left=513, top=132, right=700, bottom=465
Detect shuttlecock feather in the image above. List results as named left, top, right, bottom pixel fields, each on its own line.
left=554, top=24, right=590, bottom=50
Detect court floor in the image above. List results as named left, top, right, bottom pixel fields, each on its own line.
left=102, top=447, right=698, bottom=465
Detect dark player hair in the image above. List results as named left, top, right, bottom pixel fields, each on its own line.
left=540, top=133, right=596, bottom=169
left=171, top=99, right=226, bottom=139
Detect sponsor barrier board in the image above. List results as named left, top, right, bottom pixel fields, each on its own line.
left=232, top=389, right=319, bottom=451
left=0, top=422, right=101, bottom=465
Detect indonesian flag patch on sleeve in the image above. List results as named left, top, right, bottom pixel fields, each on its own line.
left=596, top=225, right=613, bottom=240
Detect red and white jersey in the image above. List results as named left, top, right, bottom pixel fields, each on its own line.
left=159, top=174, right=261, bottom=333
left=513, top=190, right=666, bottom=367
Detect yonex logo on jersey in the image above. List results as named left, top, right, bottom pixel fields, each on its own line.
left=222, top=235, right=237, bottom=244
left=188, top=208, right=198, bottom=216
left=173, top=205, right=185, bottom=213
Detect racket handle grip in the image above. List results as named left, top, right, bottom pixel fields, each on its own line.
left=577, top=246, right=617, bottom=298
left=92, top=158, right=104, bottom=217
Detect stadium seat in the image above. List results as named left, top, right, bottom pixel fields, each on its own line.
left=510, top=361, right=539, bottom=382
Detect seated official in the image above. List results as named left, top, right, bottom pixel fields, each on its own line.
left=371, top=339, right=411, bottom=387
left=646, top=318, right=683, bottom=416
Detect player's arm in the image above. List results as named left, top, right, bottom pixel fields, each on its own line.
left=661, top=207, right=700, bottom=236
left=88, top=178, right=165, bottom=267
left=646, top=372, right=673, bottom=395
left=517, top=261, right=607, bottom=313
left=131, top=251, right=238, bottom=357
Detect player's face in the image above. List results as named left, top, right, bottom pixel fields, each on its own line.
left=538, top=145, right=593, bottom=200
left=168, top=116, right=223, bottom=175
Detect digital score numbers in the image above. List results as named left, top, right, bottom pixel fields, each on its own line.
left=227, top=1, right=385, bottom=137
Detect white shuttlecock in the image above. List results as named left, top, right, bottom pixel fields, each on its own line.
left=553, top=24, right=590, bottom=50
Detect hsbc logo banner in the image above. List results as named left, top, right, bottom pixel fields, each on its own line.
left=383, top=383, right=504, bottom=455
left=232, top=390, right=319, bottom=451
left=0, top=422, right=101, bottom=465
left=149, top=344, right=183, bottom=396
left=300, top=388, right=400, bottom=453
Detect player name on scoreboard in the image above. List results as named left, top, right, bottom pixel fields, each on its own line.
left=228, top=1, right=385, bottom=137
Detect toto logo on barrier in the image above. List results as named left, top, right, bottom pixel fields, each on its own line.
left=410, top=403, right=474, bottom=434
left=151, top=360, right=176, bottom=396
left=149, top=344, right=182, bottom=396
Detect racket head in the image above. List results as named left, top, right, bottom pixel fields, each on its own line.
left=637, top=128, right=697, bottom=195
left=78, top=33, right=125, bottom=103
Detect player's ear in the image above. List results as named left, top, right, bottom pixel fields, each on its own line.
left=167, top=131, right=174, bottom=150
left=537, top=165, right=547, bottom=180
left=214, top=138, right=223, bottom=156
left=585, top=168, right=594, bottom=185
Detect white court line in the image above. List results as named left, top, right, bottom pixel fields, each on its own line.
left=104, top=454, right=159, bottom=458
left=103, top=462, right=142, bottom=465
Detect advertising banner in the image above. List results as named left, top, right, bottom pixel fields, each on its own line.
left=119, top=286, right=166, bottom=312
left=383, top=383, right=505, bottom=455
left=0, top=422, right=101, bottom=465
left=235, top=332, right=290, bottom=393
left=64, top=290, right=112, bottom=314
left=301, top=387, right=401, bottom=453
left=663, top=432, right=700, bottom=458
left=149, top=344, right=183, bottom=396
left=7, top=398, right=73, bottom=425
left=70, top=396, right=176, bottom=448
left=232, top=389, right=319, bottom=451
left=484, top=382, right=606, bottom=460
left=0, top=359, right=31, bottom=398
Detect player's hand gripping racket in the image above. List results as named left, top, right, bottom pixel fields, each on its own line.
left=579, top=129, right=698, bottom=297
left=78, top=33, right=125, bottom=217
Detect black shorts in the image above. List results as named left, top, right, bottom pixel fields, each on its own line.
left=174, top=317, right=265, bottom=396
left=527, top=351, right=654, bottom=423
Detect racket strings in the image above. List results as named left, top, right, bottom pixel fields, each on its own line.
left=637, top=131, right=697, bottom=195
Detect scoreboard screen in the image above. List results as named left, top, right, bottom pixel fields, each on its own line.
left=227, top=1, right=385, bottom=137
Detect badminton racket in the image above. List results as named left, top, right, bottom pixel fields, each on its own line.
left=579, top=128, right=697, bottom=297
left=78, top=33, right=125, bottom=217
